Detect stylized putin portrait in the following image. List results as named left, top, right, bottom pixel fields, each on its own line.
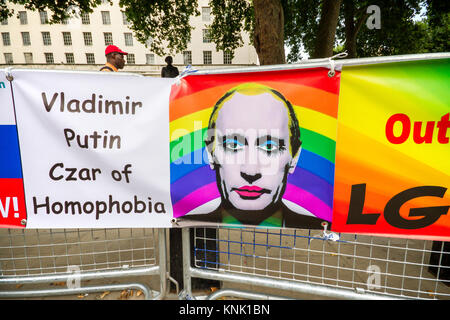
left=185, top=83, right=325, bottom=228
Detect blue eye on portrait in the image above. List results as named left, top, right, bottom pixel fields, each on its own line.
left=223, top=138, right=244, bottom=152
left=258, top=140, right=279, bottom=152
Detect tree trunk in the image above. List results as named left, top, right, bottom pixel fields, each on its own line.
left=311, top=0, right=343, bottom=58
left=253, top=0, right=285, bottom=65
left=343, top=0, right=357, bottom=58
left=343, top=0, right=369, bottom=58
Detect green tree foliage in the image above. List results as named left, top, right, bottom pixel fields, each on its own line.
left=0, top=0, right=104, bottom=22
left=119, top=0, right=200, bottom=56
left=423, top=0, right=450, bottom=52
left=1, top=0, right=448, bottom=64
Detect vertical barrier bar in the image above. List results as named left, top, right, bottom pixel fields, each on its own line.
left=155, top=228, right=168, bottom=299
left=182, top=228, right=192, bottom=298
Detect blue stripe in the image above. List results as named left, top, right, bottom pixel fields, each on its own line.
left=0, top=125, right=23, bottom=178
left=170, top=148, right=208, bottom=183
left=297, top=149, right=335, bottom=185
left=170, top=149, right=335, bottom=207
left=170, top=147, right=334, bottom=185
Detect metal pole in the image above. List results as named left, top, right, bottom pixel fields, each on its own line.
left=182, top=227, right=192, bottom=297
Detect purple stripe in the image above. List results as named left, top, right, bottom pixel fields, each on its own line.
left=170, top=164, right=333, bottom=207
left=173, top=182, right=220, bottom=217
left=170, top=165, right=215, bottom=204
left=287, top=167, right=333, bottom=207
left=283, top=184, right=332, bottom=221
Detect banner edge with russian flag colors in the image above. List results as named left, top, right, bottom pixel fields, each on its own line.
left=0, top=70, right=27, bottom=228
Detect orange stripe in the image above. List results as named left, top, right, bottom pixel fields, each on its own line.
left=333, top=153, right=450, bottom=229
left=170, top=81, right=338, bottom=122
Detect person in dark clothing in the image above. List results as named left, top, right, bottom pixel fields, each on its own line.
left=161, top=56, right=179, bottom=78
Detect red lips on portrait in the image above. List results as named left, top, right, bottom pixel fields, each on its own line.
left=232, top=186, right=270, bottom=199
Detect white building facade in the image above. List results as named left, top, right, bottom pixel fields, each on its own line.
left=0, top=0, right=258, bottom=74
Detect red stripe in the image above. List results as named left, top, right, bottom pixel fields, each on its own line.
left=170, top=67, right=340, bottom=102
left=0, top=178, right=26, bottom=228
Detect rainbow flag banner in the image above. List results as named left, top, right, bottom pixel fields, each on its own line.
left=333, top=58, right=450, bottom=240
left=0, top=54, right=449, bottom=240
left=169, top=68, right=339, bottom=229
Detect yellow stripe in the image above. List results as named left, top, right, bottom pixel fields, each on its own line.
left=170, top=105, right=337, bottom=142
left=293, top=105, right=337, bottom=141
left=170, top=108, right=212, bottom=141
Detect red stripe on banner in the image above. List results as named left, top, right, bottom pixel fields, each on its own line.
left=169, top=81, right=339, bottom=122
left=170, top=67, right=340, bottom=102
left=0, top=178, right=27, bottom=228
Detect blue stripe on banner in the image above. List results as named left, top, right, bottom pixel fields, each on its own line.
left=286, top=167, right=334, bottom=208
left=170, top=165, right=215, bottom=204
left=297, top=149, right=335, bottom=185
left=170, top=148, right=208, bottom=183
left=170, top=147, right=335, bottom=185
left=170, top=152, right=334, bottom=207
left=0, top=125, right=23, bottom=178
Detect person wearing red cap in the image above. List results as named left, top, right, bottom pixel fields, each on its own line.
left=100, top=45, right=128, bottom=72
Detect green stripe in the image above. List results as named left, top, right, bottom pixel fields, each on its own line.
left=300, top=128, right=336, bottom=163
left=170, top=127, right=336, bottom=163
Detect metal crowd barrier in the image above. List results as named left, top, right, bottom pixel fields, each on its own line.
left=0, top=228, right=167, bottom=299
left=182, top=227, right=450, bottom=300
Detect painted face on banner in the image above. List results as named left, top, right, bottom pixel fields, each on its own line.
left=210, top=92, right=298, bottom=211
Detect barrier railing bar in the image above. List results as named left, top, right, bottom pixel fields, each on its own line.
left=0, top=266, right=159, bottom=285
left=182, top=228, right=411, bottom=300
left=0, top=283, right=153, bottom=299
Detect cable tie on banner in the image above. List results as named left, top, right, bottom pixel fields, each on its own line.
left=311, top=221, right=340, bottom=242
left=174, top=64, right=198, bottom=85
left=321, top=221, right=340, bottom=241
left=171, top=218, right=179, bottom=227
left=327, top=52, right=348, bottom=78
left=5, top=67, right=14, bottom=81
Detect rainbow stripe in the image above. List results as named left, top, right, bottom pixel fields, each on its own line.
left=169, top=68, right=340, bottom=221
left=333, top=58, right=450, bottom=239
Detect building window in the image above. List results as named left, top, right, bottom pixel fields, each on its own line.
left=202, top=7, right=211, bottom=22
left=122, top=11, right=130, bottom=25
left=40, top=11, right=49, bottom=24
left=223, top=50, right=232, bottom=65
left=2, top=32, right=11, bottom=46
left=4, top=53, right=13, bottom=64
left=44, top=52, right=54, bottom=64
left=146, top=54, right=155, bottom=64
left=101, top=11, right=111, bottom=24
left=0, top=17, right=7, bottom=25
left=42, top=32, right=52, bottom=45
left=24, top=52, right=33, bottom=64
left=83, top=32, right=93, bottom=46
left=86, top=53, right=95, bottom=64
left=19, top=11, right=28, bottom=25
left=183, top=51, right=192, bottom=65
left=127, top=53, right=135, bottom=64
left=104, top=32, right=113, bottom=45
left=203, top=51, right=212, bottom=64
left=81, top=12, right=90, bottom=24
left=21, top=32, right=31, bottom=46
left=65, top=53, right=75, bottom=64
left=61, top=18, right=69, bottom=25
left=124, top=33, right=133, bottom=46
left=62, top=32, right=72, bottom=46
left=202, top=29, right=211, bottom=43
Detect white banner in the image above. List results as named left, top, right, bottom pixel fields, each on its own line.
left=11, top=70, right=173, bottom=228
